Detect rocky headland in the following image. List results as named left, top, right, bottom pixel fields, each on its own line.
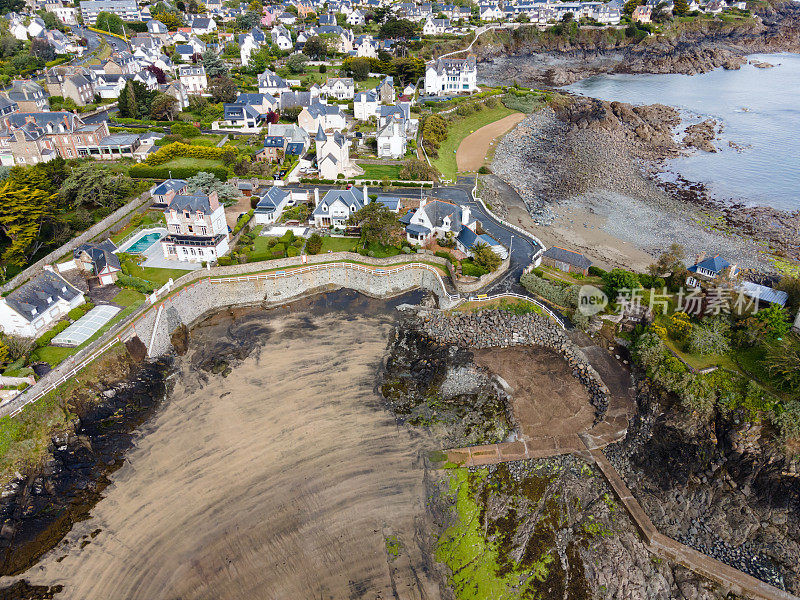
left=488, top=95, right=800, bottom=270
left=477, top=1, right=800, bottom=87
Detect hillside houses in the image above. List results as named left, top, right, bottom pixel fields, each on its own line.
left=424, top=56, right=477, bottom=96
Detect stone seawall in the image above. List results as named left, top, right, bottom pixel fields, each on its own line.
left=130, top=264, right=452, bottom=358
left=414, top=309, right=610, bottom=421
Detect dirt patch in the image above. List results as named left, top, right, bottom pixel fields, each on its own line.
left=224, top=195, right=252, bottom=230
left=473, top=346, right=595, bottom=442
left=456, top=112, right=525, bottom=172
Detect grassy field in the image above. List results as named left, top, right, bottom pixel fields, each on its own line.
left=157, top=157, right=225, bottom=170
left=432, top=106, right=518, bottom=181
left=319, top=236, right=359, bottom=253
left=357, top=163, right=404, bottom=181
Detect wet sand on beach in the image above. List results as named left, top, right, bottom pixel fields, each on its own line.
left=10, top=304, right=439, bottom=600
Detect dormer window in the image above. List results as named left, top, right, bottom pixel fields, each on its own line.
left=322, top=204, right=327, bottom=211
left=184, top=210, right=190, bottom=218
left=31, top=308, right=36, bottom=315
left=350, top=205, right=355, bottom=211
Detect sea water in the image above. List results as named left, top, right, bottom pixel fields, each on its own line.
left=565, top=53, right=800, bottom=211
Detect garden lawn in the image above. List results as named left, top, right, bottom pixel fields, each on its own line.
left=111, top=211, right=165, bottom=245
left=247, top=235, right=277, bottom=262
left=319, top=236, right=358, bottom=253
left=357, top=163, right=404, bottom=181
left=157, top=157, right=226, bottom=170
left=433, top=106, right=517, bottom=181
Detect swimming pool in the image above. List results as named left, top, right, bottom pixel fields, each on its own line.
left=125, top=232, right=163, bottom=254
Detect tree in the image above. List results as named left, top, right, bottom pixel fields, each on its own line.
left=349, top=57, right=371, bottom=81
left=0, top=35, right=21, bottom=58
left=603, top=268, right=640, bottom=301
left=286, top=53, right=308, bottom=74
left=399, top=159, right=438, bottom=182
left=776, top=276, right=800, bottom=312
left=60, top=164, right=136, bottom=210
left=302, top=35, right=327, bottom=60
left=208, top=75, right=238, bottom=103
left=687, top=317, right=730, bottom=355
left=154, top=11, right=184, bottom=30
left=145, top=64, right=167, bottom=84
left=30, top=38, right=56, bottom=62
left=562, top=11, right=574, bottom=22
left=202, top=50, right=228, bottom=77
left=472, top=241, right=501, bottom=272
left=379, top=18, right=416, bottom=39
left=119, top=80, right=139, bottom=118
left=186, top=172, right=237, bottom=203
left=150, top=92, right=179, bottom=120
left=306, top=232, right=323, bottom=255
left=623, top=0, right=642, bottom=15
left=754, top=304, right=791, bottom=339
left=0, top=0, right=24, bottom=13
left=348, top=203, right=401, bottom=246
left=235, top=10, right=260, bottom=30
left=39, top=11, right=66, bottom=32
left=0, top=169, right=57, bottom=265
left=392, top=57, right=425, bottom=86
left=766, top=336, right=800, bottom=391
left=673, top=0, right=689, bottom=16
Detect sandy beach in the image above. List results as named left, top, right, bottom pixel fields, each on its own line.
left=9, top=302, right=439, bottom=599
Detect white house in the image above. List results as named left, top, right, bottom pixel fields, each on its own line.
left=354, top=90, right=379, bottom=120
left=258, top=69, right=290, bottom=95
left=312, top=186, right=367, bottom=228
left=178, top=64, right=207, bottom=93
left=315, top=125, right=351, bottom=180
left=320, top=77, right=355, bottom=100
left=422, top=16, right=449, bottom=35
left=376, top=119, right=406, bottom=159
left=424, top=56, right=477, bottom=96
left=160, top=191, right=230, bottom=263
left=254, top=186, right=299, bottom=224
left=45, top=3, right=79, bottom=25
left=346, top=9, right=365, bottom=24
left=0, top=269, right=84, bottom=338
left=190, top=17, right=217, bottom=34
left=271, top=25, right=293, bottom=50
left=401, top=198, right=477, bottom=245
left=298, top=101, right=346, bottom=133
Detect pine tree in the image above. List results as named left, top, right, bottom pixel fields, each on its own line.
left=0, top=172, right=56, bottom=266
left=202, top=50, right=227, bottom=78
left=673, top=0, right=689, bottom=16
left=120, top=81, right=138, bottom=118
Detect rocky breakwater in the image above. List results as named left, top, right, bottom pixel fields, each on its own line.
left=414, top=309, right=610, bottom=422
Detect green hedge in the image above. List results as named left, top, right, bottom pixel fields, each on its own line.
left=233, top=210, right=254, bottom=234
left=35, top=321, right=69, bottom=348
left=117, top=274, right=155, bottom=294
left=129, top=164, right=229, bottom=181
left=67, top=302, right=95, bottom=321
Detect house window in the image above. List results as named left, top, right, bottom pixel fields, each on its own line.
left=172, top=224, right=181, bottom=233
left=199, top=225, right=208, bottom=235
left=168, top=246, right=176, bottom=254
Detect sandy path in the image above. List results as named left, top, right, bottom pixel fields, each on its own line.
left=473, top=347, right=594, bottom=442
left=16, top=309, right=438, bottom=599
left=456, top=112, right=525, bottom=172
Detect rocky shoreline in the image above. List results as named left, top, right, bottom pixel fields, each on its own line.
left=604, top=376, right=800, bottom=594
left=0, top=341, right=171, bottom=595
left=477, top=2, right=800, bottom=87
left=488, top=96, right=799, bottom=271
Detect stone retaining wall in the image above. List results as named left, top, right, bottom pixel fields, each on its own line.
left=414, top=310, right=610, bottom=421
left=131, top=263, right=452, bottom=358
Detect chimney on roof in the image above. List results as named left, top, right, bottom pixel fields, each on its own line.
left=208, top=190, right=220, bottom=210
left=314, top=187, right=320, bottom=206
left=363, top=184, right=368, bottom=204
left=461, top=205, right=471, bottom=227
left=695, top=251, right=706, bottom=265
left=24, top=115, right=35, bottom=124
left=63, top=114, right=70, bottom=128
left=419, top=197, right=427, bottom=209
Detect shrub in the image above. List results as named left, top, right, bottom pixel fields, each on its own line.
left=129, top=164, right=229, bottom=181
left=478, top=166, right=491, bottom=174
left=117, top=274, right=155, bottom=294
left=67, top=301, right=94, bottom=321
left=171, top=122, right=201, bottom=137
left=145, top=142, right=228, bottom=166
left=686, top=318, right=730, bottom=355
left=434, top=251, right=455, bottom=264
left=461, top=260, right=489, bottom=277
left=668, top=312, right=692, bottom=341
left=588, top=266, right=607, bottom=277
left=520, top=272, right=581, bottom=309
left=773, top=400, right=800, bottom=443
left=35, top=321, right=70, bottom=348
left=306, top=233, right=323, bottom=255
left=217, top=256, right=234, bottom=266
left=287, top=245, right=299, bottom=257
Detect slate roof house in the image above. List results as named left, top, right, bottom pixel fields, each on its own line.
left=541, top=246, right=592, bottom=276
left=160, top=191, right=230, bottom=263
left=313, top=186, right=368, bottom=228
left=687, top=253, right=737, bottom=285
left=0, top=269, right=84, bottom=337
left=401, top=198, right=477, bottom=246
left=267, top=123, right=310, bottom=156
left=254, top=186, right=295, bottom=224
left=150, top=178, right=188, bottom=208
left=72, top=240, right=121, bottom=285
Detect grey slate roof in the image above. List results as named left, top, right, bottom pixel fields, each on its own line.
left=688, top=254, right=730, bottom=275
left=151, top=178, right=187, bottom=196
left=73, top=241, right=121, bottom=273
left=542, top=246, right=592, bottom=269
left=168, top=194, right=212, bottom=212
left=5, top=270, right=82, bottom=322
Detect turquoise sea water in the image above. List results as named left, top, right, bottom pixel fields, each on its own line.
left=565, top=53, right=800, bottom=211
